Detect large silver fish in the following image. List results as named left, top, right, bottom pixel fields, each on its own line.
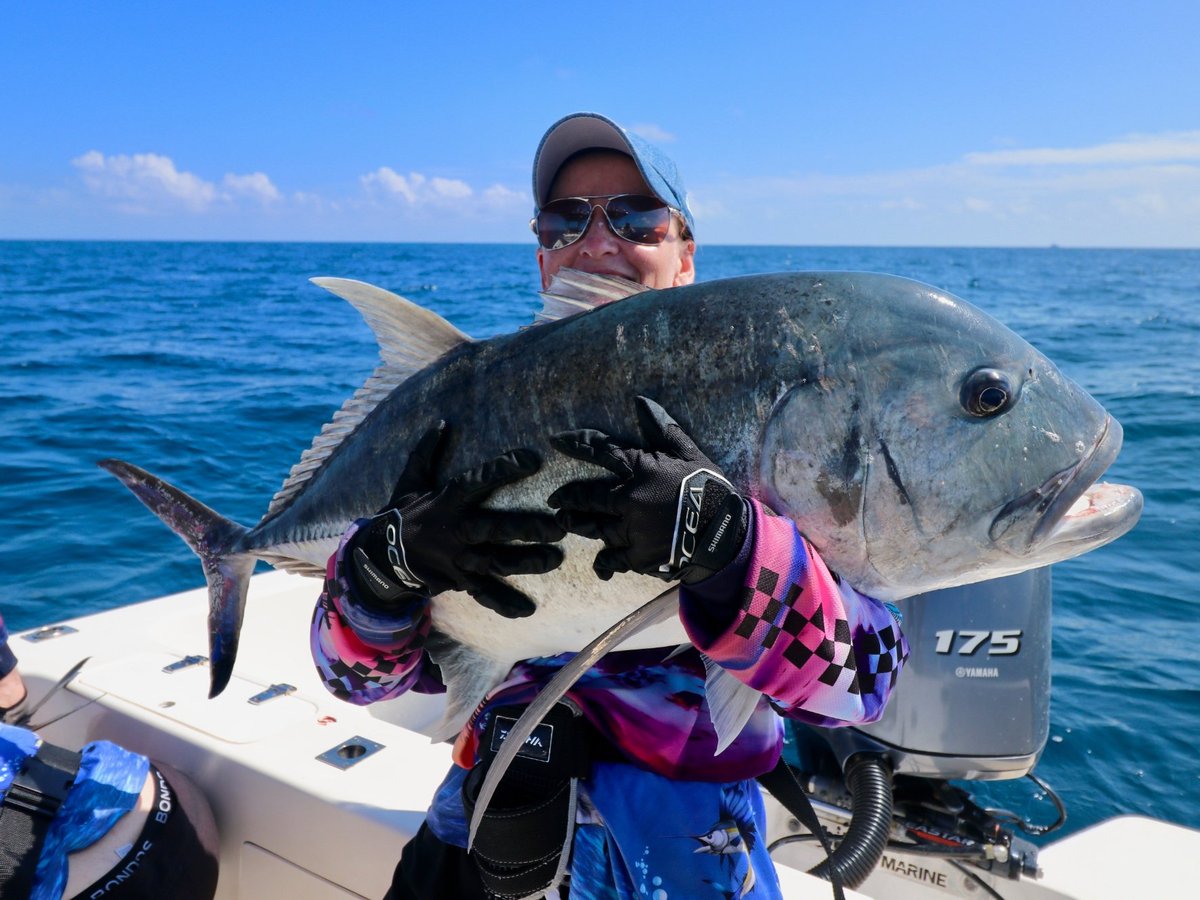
left=100, top=270, right=1142, bottom=744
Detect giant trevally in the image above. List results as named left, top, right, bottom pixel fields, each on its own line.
left=100, top=270, right=1142, bottom=742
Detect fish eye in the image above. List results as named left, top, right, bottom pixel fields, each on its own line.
left=960, top=368, right=1016, bottom=418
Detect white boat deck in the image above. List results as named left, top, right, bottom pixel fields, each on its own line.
left=14, top=570, right=870, bottom=898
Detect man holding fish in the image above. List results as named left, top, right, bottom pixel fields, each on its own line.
left=311, top=113, right=909, bottom=899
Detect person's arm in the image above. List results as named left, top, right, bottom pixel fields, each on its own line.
left=311, top=422, right=565, bottom=705
left=680, top=500, right=908, bottom=727
left=310, top=520, right=441, bottom=704
left=549, top=395, right=907, bottom=727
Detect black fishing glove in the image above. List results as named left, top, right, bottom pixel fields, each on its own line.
left=547, top=396, right=749, bottom=584
left=349, top=422, right=566, bottom=619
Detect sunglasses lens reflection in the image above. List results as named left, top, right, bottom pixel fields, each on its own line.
left=607, top=195, right=672, bottom=245
left=535, top=196, right=673, bottom=250
left=537, top=199, right=594, bottom=250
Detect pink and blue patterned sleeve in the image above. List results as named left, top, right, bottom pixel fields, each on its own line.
left=310, top=520, right=443, bottom=704
left=680, top=500, right=908, bottom=727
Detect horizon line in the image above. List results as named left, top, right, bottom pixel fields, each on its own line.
left=1, top=237, right=1197, bottom=252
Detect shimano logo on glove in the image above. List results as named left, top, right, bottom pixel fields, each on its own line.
left=706, top=511, right=734, bottom=553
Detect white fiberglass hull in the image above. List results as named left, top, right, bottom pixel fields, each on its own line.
left=13, top=571, right=1197, bottom=899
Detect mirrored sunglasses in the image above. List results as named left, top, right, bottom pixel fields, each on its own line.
left=531, top=194, right=677, bottom=251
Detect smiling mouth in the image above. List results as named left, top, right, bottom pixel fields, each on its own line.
left=989, top=416, right=1136, bottom=552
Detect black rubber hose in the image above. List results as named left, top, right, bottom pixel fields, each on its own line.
left=808, top=753, right=894, bottom=888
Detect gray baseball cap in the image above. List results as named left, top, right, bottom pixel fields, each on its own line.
left=532, top=112, right=695, bottom=235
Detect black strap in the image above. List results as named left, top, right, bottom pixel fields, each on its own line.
left=462, top=702, right=593, bottom=899
left=0, top=740, right=83, bottom=895
left=758, top=758, right=846, bottom=900
left=466, top=779, right=576, bottom=899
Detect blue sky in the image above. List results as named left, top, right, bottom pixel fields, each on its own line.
left=2, top=2, right=1197, bottom=247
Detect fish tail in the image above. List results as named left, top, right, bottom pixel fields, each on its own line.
left=98, top=458, right=253, bottom=698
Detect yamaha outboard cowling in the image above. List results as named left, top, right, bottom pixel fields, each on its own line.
left=821, top=567, right=1053, bottom=779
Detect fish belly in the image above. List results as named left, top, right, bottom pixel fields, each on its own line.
left=428, top=535, right=689, bottom=661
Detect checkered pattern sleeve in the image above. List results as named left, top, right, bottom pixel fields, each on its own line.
left=681, top=501, right=908, bottom=727
left=310, top=519, right=437, bottom=704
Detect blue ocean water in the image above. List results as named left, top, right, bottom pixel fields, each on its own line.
left=1, top=241, right=1197, bottom=842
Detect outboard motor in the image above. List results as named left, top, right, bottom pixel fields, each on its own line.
left=771, top=569, right=1063, bottom=891
left=834, top=566, right=1052, bottom=779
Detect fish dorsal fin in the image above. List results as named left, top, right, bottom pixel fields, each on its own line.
left=311, top=276, right=471, bottom=370
left=534, top=268, right=649, bottom=324
left=702, top=654, right=764, bottom=755
left=263, top=278, right=472, bottom=519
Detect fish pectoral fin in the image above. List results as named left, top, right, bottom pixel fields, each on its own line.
left=424, top=633, right=510, bottom=744
left=702, top=655, right=763, bottom=755
left=534, top=268, right=650, bottom=324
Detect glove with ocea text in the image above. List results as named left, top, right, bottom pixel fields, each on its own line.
left=547, top=396, right=749, bottom=584
left=349, top=422, right=566, bottom=619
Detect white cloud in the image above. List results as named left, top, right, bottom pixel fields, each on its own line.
left=73, top=150, right=216, bottom=211
left=429, top=176, right=472, bottom=199
left=72, top=150, right=284, bottom=213
left=361, top=166, right=417, bottom=201
left=46, top=131, right=1193, bottom=245
left=629, top=123, right=676, bottom=144
left=695, top=130, right=1200, bottom=246
left=21, top=151, right=532, bottom=239
left=222, top=171, right=280, bottom=203
left=482, top=183, right=527, bottom=209
left=360, top=167, right=474, bottom=205
left=965, top=131, right=1200, bottom=167
left=291, top=190, right=332, bottom=211
left=683, top=194, right=727, bottom=221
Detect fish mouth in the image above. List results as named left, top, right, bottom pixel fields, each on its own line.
left=989, top=416, right=1142, bottom=556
